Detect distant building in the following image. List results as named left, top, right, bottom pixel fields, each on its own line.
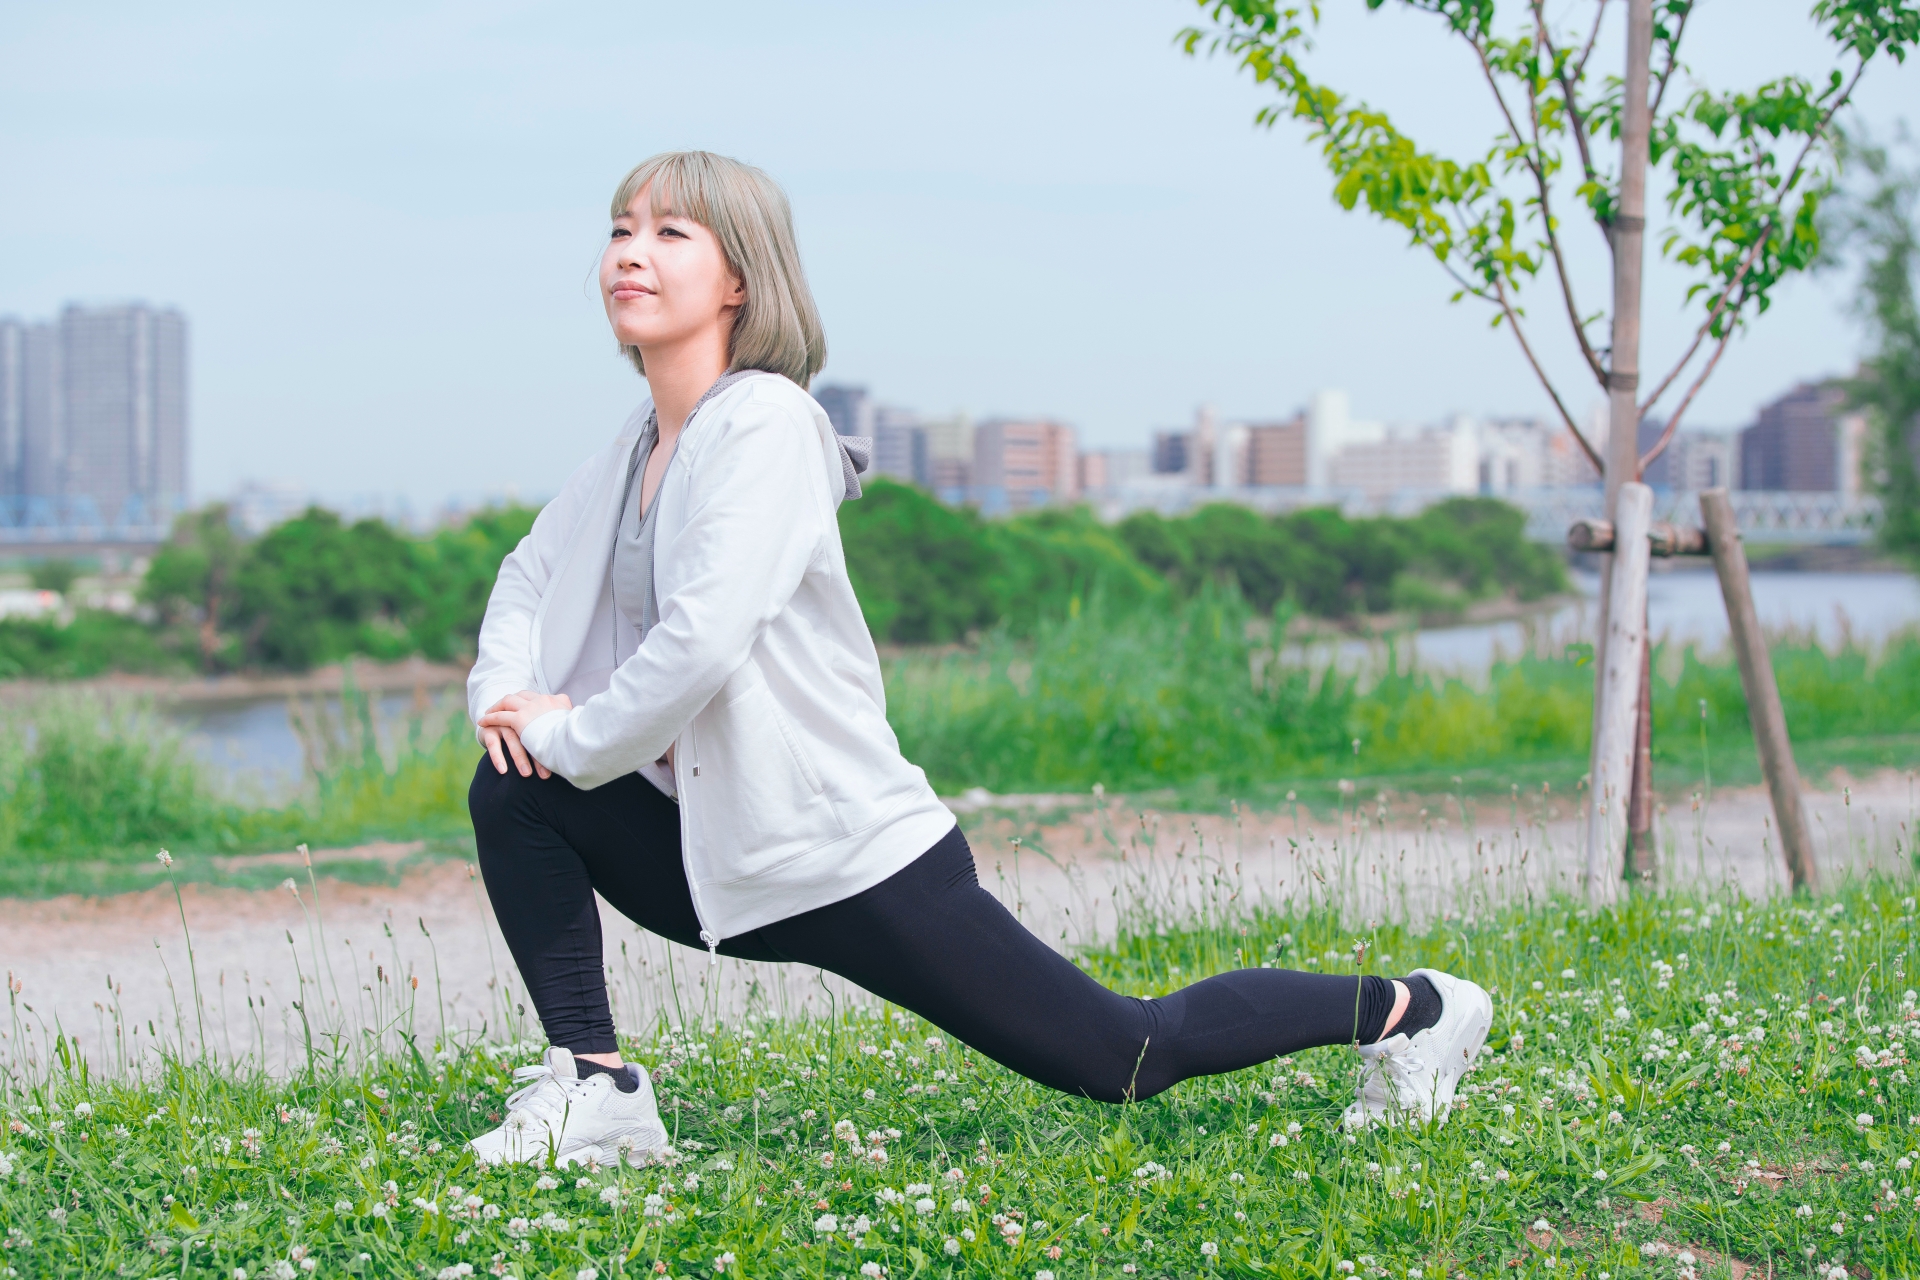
left=973, top=418, right=1078, bottom=512
left=1150, top=429, right=1190, bottom=476
left=0, top=302, right=189, bottom=527
left=814, top=383, right=874, bottom=439
left=923, top=414, right=973, bottom=495
left=1326, top=418, right=1480, bottom=498
left=1078, top=448, right=1150, bottom=492
left=1739, top=381, right=1866, bottom=493
left=1639, top=418, right=1738, bottom=491
left=1244, top=416, right=1308, bottom=487
left=871, top=405, right=927, bottom=487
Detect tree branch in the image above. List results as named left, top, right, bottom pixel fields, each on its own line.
left=1648, top=2, right=1693, bottom=123
left=1640, top=54, right=1872, bottom=419
left=1637, top=232, right=1768, bottom=418
left=1470, top=27, right=1608, bottom=383
left=1491, top=276, right=1606, bottom=473
left=1538, top=0, right=1600, bottom=187
left=1639, top=297, right=1740, bottom=472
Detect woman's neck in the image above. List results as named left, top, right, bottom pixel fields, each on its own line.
left=645, top=331, right=732, bottom=439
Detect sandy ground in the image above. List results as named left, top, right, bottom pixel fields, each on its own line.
left=3, top=772, right=1912, bottom=1078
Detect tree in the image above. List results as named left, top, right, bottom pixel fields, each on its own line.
left=142, top=504, right=248, bottom=670
left=1182, top=0, right=1917, bottom=485
left=230, top=507, right=423, bottom=670
left=1182, top=0, right=1919, bottom=887
left=1828, top=131, right=1920, bottom=555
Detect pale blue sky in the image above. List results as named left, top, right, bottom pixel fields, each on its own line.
left=3, top=1, right=1913, bottom=508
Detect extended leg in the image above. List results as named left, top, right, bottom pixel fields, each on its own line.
left=759, top=826, right=1398, bottom=1102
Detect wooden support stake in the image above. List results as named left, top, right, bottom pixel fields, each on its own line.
left=1586, top=482, right=1654, bottom=904
left=1698, top=488, right=1819, bottom=892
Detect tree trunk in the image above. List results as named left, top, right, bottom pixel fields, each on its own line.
left=1588, top=482, right=1654, bottom=905
left=1589, top=0, right=1655, bottom=885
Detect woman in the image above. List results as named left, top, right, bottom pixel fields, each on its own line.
left=465, top=151, right=1492, bottom=1169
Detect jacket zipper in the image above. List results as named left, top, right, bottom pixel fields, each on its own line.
left=674, top=723, right=720, bottom=965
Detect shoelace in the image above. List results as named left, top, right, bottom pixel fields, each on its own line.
left=1362, top=1048, right=1431, bottom=1105
left=502, top=1064, right=591, bottom=1132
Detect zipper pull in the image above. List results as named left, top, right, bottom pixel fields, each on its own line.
left=699, top=930, right=719, bottom=966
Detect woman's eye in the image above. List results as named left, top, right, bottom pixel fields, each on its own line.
left=658, top=226, right=687, bottom=239
left=610, top=227, right=631, bottom=240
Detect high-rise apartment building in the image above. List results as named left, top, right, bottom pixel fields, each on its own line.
left=1739, top=381, right=1865, bottom=493
left=1245, top=416, right=1308, bottom=487
left=0, top=303, right=188, bottom=526
left=973, top=418, right=1078, bottom=512
left=871, top=405, right=927, bottom=487
left=923, top=414, right=973, bottom=494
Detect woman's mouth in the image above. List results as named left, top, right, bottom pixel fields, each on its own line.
left=611, top=282, right=652, bottom=301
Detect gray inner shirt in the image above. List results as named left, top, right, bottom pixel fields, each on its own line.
left=610, top=369, right=874, bottom=651
left=611, top=370, right=756, bottom=646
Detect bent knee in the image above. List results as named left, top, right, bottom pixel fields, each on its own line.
left=468, top=754, right=541, bottom=839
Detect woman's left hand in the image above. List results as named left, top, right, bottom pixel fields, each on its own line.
left=478, top=692, right=574, bottom=771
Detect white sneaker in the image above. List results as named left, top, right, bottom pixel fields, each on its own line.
left=1342, top=968, right=1493, bottom=1130
left=467, top=1047, right=669, bottom=1168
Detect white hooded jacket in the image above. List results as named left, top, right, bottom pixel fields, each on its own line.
left=467, top=373, right=955, bottom=949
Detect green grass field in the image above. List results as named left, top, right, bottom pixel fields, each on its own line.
left=4, top=861, right=1917, bottom=1279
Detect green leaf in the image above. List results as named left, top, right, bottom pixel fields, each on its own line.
left=167, top=1202, right=199, bottom=1232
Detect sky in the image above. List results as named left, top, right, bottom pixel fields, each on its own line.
left=2, top=0, right=1915, bottom=510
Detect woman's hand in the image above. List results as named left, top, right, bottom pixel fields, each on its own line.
left=479, top=691, right=573, bottom=779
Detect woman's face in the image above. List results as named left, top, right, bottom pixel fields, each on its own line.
left=601, top=186, right=745, bottom=356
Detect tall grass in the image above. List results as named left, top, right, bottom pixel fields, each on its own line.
left=886, top=586, right=1920, bottom=794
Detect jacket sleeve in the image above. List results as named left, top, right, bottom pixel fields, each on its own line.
left=518, top=389, right=826, bottom=788
left=465, top=437, right=622, bottom=733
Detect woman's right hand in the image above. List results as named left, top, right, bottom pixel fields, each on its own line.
left=482, top=691, right=556, bottom=779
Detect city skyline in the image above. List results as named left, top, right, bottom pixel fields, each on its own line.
left=4, top=2, right=1913, bottom=510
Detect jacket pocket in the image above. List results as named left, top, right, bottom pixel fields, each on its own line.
left=686, top=683, right=846, bottom=880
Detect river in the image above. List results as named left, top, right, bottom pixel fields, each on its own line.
left=171, top=569, right=1920, bottom=801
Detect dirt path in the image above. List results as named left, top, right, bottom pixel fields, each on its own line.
left=3, top=774, right=1910, bottom=1078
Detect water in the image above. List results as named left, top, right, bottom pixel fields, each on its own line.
left=1376, top=568, right=1920, bottom=673
left=174, top=691, right=456, bottom=804
left=171, top=571, right=1920, bottom=796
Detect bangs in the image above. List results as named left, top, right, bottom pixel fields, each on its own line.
left=610, top=154, right=717, bottom=228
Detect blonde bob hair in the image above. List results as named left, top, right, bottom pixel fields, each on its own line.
left=610, top=151, right=827, bottom=388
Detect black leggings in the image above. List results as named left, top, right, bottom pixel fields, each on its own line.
left=470, top=760, right=1396, bottom=1103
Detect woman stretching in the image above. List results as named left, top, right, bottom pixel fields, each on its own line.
left=464, top=151, right=1492, bottom=1169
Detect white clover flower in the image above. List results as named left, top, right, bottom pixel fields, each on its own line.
left=1201, top=1242, right=1219, bottom=1257
left=944, top=1238, right=961, bottom=1255
left=534, top=1175, right=559, bottom=1191
left=1858, top=1113, right=1876, bottom=1128
left=915, top=1198, right=935, bottom=1215
left=713, top=1252, right=735, bottom=1272
left=951, top=1198, right=971, bottom=1214
left=813, top=1214, right=838, bottom=1234
left=156, top=849, right=173, bottom=868
left=576, top=1270, right=598, bottom=1280
left=1269, top=1133, right=1288, bottom=1148
left=1592, top=1169, right=1607, bottom=1180
left=1561, top=969, right=1575, bottom=980
left=859, top=1264, right=883, bottom=1279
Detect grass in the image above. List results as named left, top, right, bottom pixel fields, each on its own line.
left=0, top=688, right=480, bottom=898
left=884, top=586, right=1920, bottom=797
left=7, top=588, right=1920, bottom=898
left=4, top=840, right=1920, bottom=1279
